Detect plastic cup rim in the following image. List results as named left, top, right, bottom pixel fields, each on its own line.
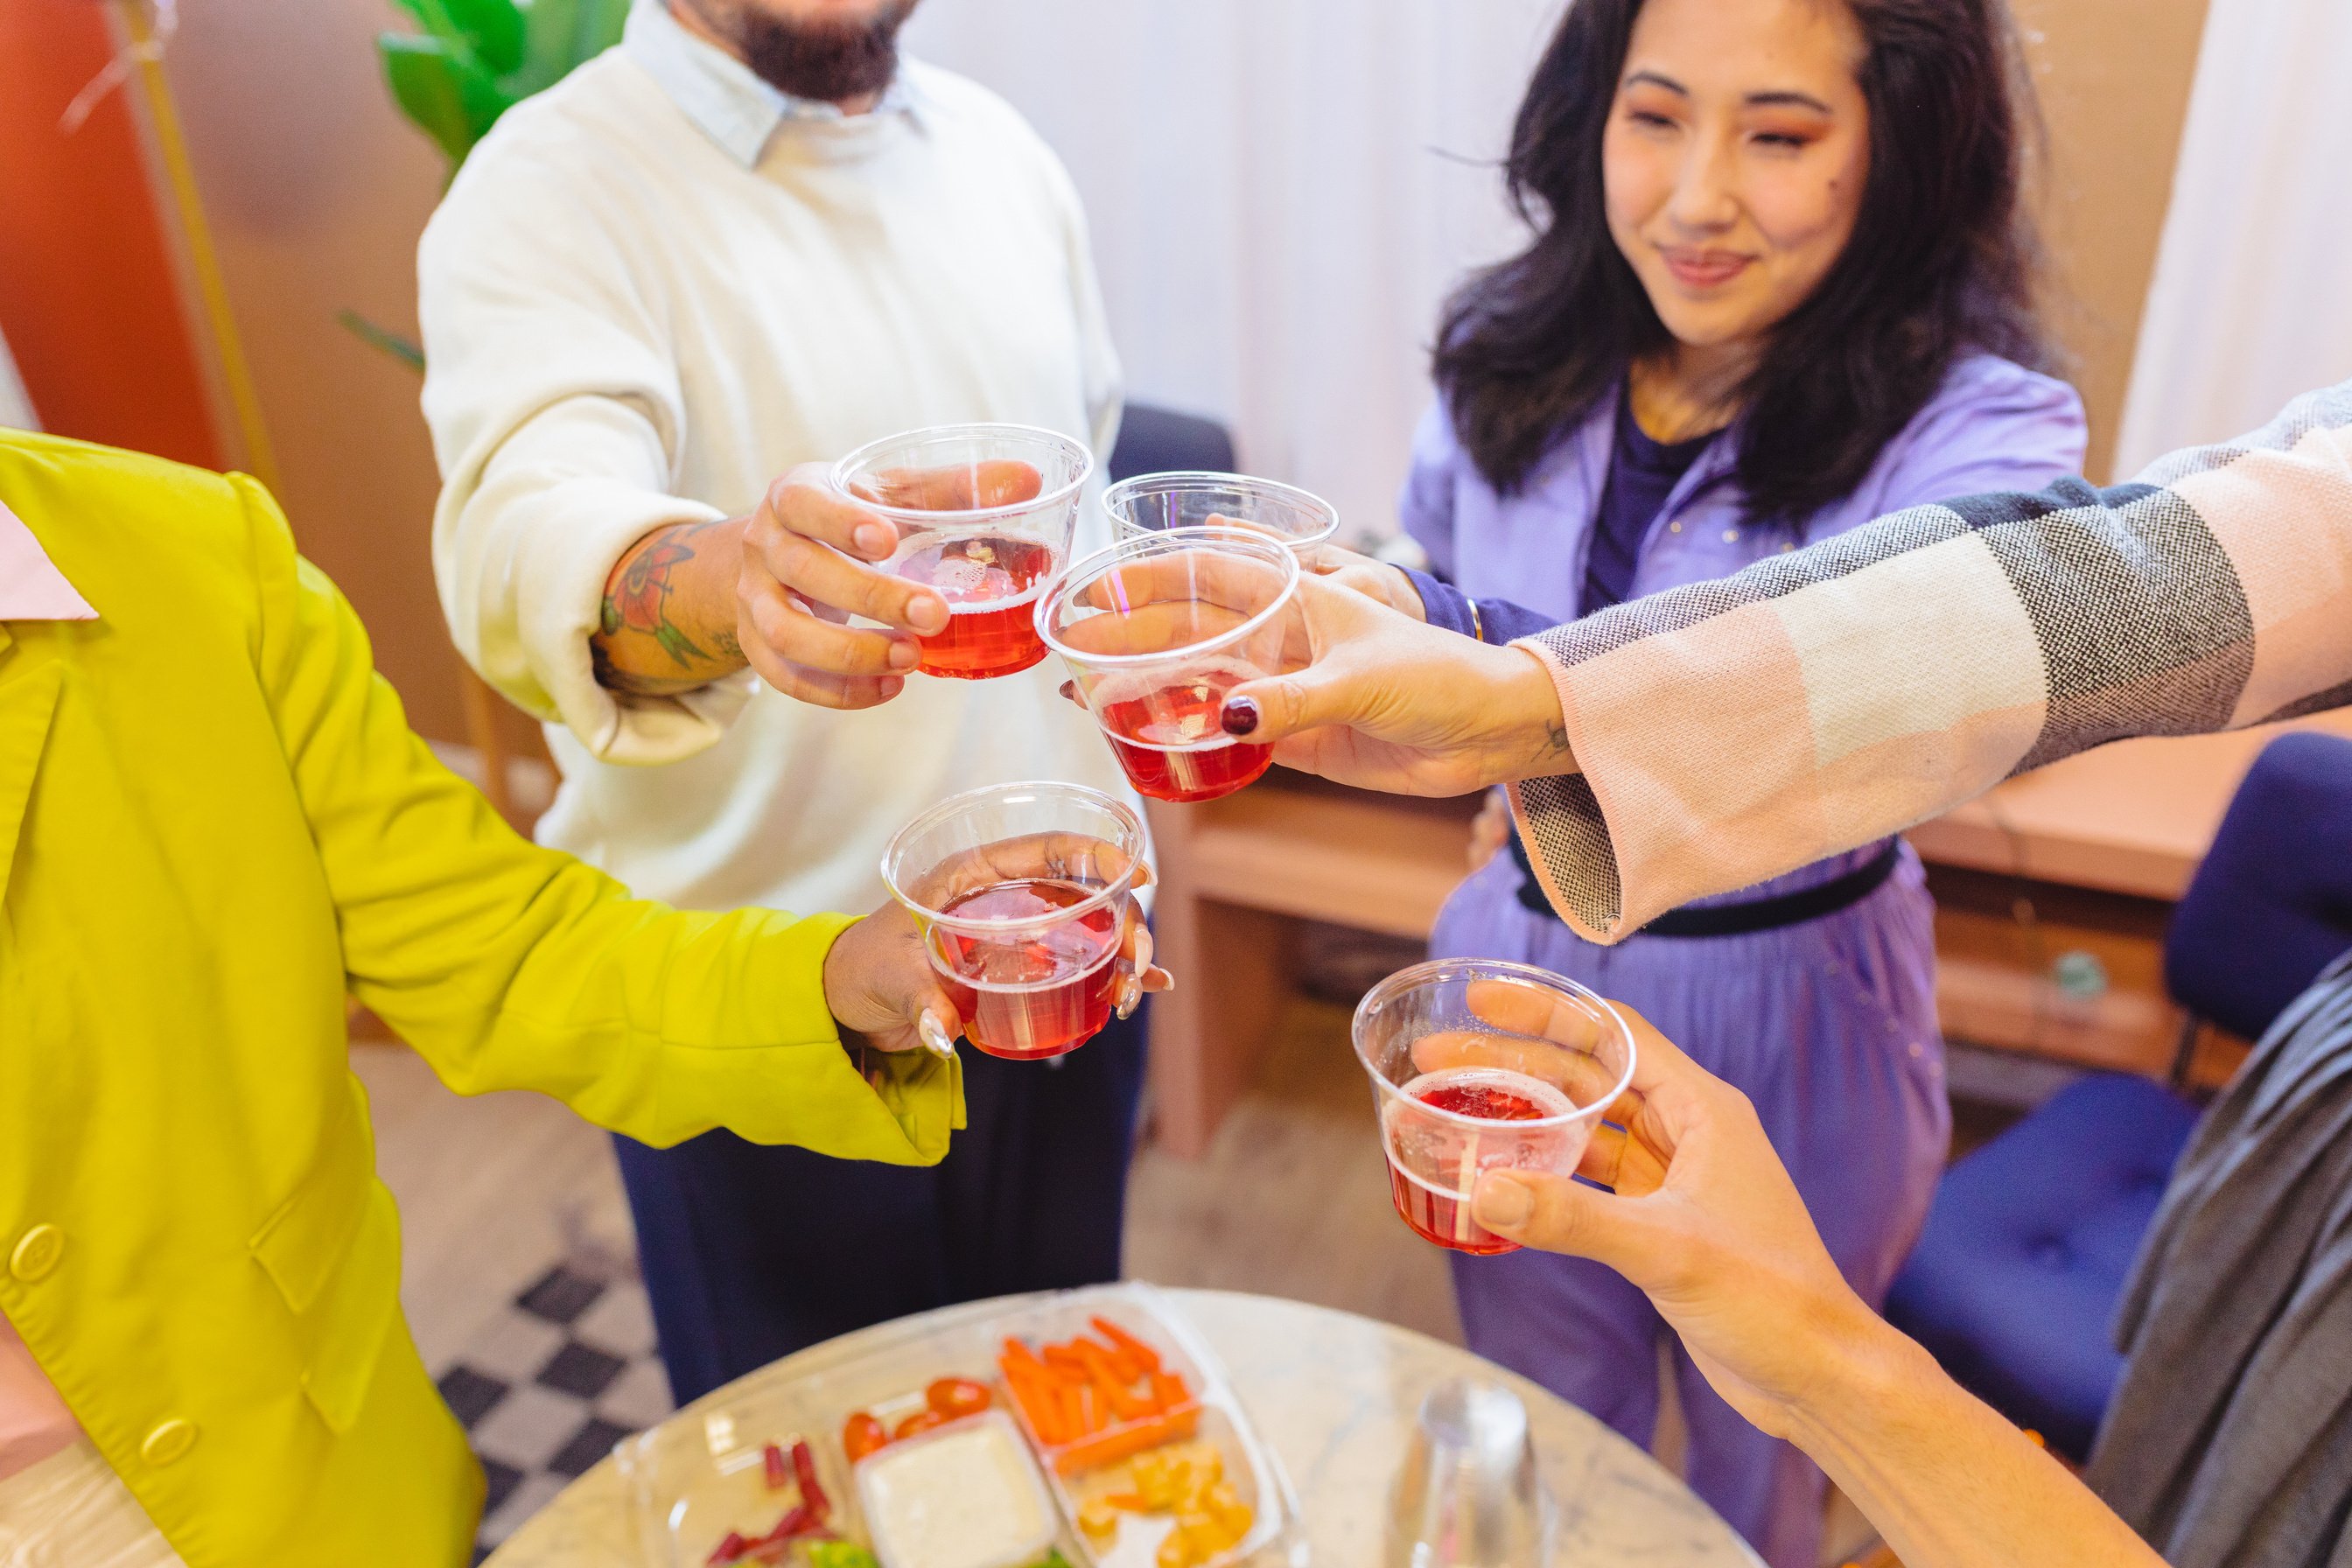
left=1352, top=957, right=1638, bottom=1131
left=878, top=780, right=1145, bottom=935
left=830, top=422, right=1095, bottom=528
left=1100, top=470, right=1341, bottom=550
left=1034, top=525, right=1303, bottom=671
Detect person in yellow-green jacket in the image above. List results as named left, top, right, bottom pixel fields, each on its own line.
left=0, top=429, right=1154, bottom=1566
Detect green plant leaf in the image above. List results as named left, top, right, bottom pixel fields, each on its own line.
left=438, top=0, right=528, bottom=76
left=509, top=0, right=630, bottom=96
left=379, top=33, right=515, bottom=164
left=336, top=311, right=426, bottom=373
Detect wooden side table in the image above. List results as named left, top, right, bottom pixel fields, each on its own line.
left=1144, top=715, right=2352, bottom=1155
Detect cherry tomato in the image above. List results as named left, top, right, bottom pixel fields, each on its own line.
left=843, top=1411, right=889, bottom=1464
left=925, top=1377, right=994, bottom=1419
left=893, top=1408, right=951, bottom=1441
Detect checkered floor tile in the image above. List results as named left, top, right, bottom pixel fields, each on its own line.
left=432, top=1249, right=674, bottom=1562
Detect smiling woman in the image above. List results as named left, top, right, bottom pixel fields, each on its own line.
left=1432, top=0, right=2051, bottom=516
left=1382, top=2, right=2089, bottom=1566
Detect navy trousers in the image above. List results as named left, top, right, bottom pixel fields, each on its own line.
left=615, top=1003, right=1150, bottom=1404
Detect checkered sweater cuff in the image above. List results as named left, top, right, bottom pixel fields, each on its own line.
left=1508, top=380, right=2352, bottom=942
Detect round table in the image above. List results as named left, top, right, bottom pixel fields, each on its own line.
left=486, top=1289, right=1760, bottom=1567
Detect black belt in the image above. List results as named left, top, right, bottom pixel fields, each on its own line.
left=1508, top=832, right=1901, bottom=937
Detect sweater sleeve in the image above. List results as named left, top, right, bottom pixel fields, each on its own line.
left=242, top=474, right=959, bottom=1159
left=418, top=140, right=749, bottom=766
left=1508, top=379, right=2352, bottom=942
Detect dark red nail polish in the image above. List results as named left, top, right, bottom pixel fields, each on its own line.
left=1220, top=696, right=1261, bottom=737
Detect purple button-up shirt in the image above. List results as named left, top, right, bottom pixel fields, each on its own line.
left=1405, top=351, right=2087, bottom=901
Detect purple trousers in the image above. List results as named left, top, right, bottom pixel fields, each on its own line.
left=1432, top=843, right=1949, bottom=1568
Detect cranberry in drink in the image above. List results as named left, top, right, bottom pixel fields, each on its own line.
left=1382, top=1067, right=1574, bottom=1254
left=1091, top=666, right=1272, bottom=803
left=898, top=535, right=1056, bottom=679
left=931, top=878, right=1122, bottom=1059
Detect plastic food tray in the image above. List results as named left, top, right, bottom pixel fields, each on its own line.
left=615, top=1284, right=1302, bottom=1568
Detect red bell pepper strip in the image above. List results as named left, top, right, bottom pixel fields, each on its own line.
left=709, top=1532, right=751, bottom=1565
left=763, top=1443, right=789, bottom=1492
left=791, top=1439, right=830, bottom=1522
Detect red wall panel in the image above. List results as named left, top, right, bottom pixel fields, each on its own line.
left=0, top=0, right=220, bottom=468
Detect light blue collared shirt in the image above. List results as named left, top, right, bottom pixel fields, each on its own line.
left=622, top=0, right=920, bottom=168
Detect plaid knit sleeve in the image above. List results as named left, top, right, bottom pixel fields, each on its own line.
left=1508, top=380, right=2352, bottom=942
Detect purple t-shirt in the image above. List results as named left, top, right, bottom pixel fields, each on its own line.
left=1583, top=391, right=1714, bottom=616
left=1401, top=352, right=2088, bottom=904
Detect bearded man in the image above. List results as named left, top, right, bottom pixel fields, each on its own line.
left=416, top=0, right=1147, bottom=1405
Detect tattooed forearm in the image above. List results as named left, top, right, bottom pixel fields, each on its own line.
left=591, top=515, right=751, bottom=695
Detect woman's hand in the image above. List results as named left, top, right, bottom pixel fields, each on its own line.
left=1465, top=1004, right=1880, bottom=1440
left=1311, top=544, right=1429, bottom=622
left=1217, top=575, right=1577, bottom=796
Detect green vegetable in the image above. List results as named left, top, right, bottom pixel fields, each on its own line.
left=806, top=1543, right=882, bottom=1568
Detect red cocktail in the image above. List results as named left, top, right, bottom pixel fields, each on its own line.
left=1038, top=528, right=1301, bottom=807
left=932, top=878, right=1123, bottom=1059
left=1354, top=960, right=1638, bottom=1256
left=896, top=535, right=1057, bottom=679
left=1382, top=1068, right=1573, bottom=1254
left=1091, top=667, right=1273, bottom=803
left=880, top=782, right=1148, bottom=1063
left=832, top=424, right=1091, bottom=682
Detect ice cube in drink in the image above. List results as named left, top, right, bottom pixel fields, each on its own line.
left=931, top=878, right=1124, bottom=1059
left=897, top=535, right=1056, bottom=679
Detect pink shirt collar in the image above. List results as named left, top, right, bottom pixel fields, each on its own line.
left=0, top=500, right=96, bottom=621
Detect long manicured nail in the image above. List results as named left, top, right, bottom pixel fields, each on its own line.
left=918, top=1013, right=958, bottom=1059
left=1473, top=1173, right=1533, bottom=1230
left=1116, top=972, right=1144, bottom=1020
left=1058, top=681, right=1078, bottom=704
left=1220, top=696, right=1261, bottom=737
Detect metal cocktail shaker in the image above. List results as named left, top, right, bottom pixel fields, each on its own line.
left=1387, top=1376, right=1556, bottom=1568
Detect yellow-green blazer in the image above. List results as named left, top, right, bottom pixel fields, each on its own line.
left=0, top=432, right=961, bottom=1565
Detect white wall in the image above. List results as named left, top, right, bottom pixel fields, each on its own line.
left=0, top=322, right=36, bottom=431
left=903, top=1, right=1568, bottom=543
left=2114, top=0, right=2352, bottom=474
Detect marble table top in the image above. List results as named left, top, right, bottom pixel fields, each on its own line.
left=487, top=1288, right=1760, bottom=1568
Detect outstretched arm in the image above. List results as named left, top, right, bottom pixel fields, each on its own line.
left=1238, top=380, right=2352, bottom=942
left=1465, top=1006, right=2166, bottom=1568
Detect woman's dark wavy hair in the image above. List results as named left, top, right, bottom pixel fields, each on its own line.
left=1433, top=0, right=2053, bottom=520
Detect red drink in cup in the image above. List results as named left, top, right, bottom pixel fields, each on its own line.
left=932, top=878, right=1123, bottom=1058
left=881, top=782, right=1147, bottom=1061
left=895, top=534, right=1058, bottom=678
left=1038, top=528, right=1301, bottom=806
left=833, top=424, right=1092, bottom=682
left=1089, top=663, right=1274, bottom=803
left=1384, top=1068, right=1575, bottom=1253
left=1354, top=960, right=1637, bottom=1255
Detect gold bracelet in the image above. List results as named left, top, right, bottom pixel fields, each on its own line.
left=1467, top=598, right=1486, bottom=643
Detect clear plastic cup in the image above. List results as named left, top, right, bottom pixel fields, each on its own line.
left=1102, top=472, right=1340, bottom=568
left=1353, top=959, right=1637, bottom=1255
left=1035, top=527, right=1301, bottom=805
left=832, top=424, right=1094, bottom=680
left=880, top=781, right=1146, bottom=1060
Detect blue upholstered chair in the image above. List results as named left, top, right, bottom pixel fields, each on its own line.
left=1886, top=731, right=2352, bottom=1460
left=1106, top=402, right=1236, bottom=482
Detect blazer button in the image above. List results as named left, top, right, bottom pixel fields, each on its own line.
left=142, top=1419, right=198, bottom=1467
left=8, top=1226, right=62, bottom=1283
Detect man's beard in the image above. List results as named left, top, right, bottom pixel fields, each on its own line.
left=735, top=2, right=921, bottom=103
